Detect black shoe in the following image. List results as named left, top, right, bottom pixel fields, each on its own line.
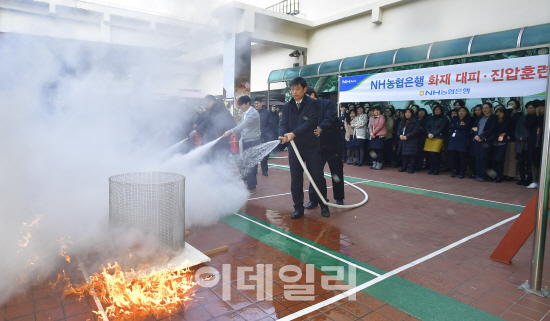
left=262, top=172, right=268, bottom=176
left=291, top=209, right=304, bottom=219
left=433, top=171, right=439, bottom=175
left=358, top=163, right=363, bottom=167
left=495, top=177, right=503, bottom=183
left=428, top=170, right=434, bottom=175
left=516, top=180, right=526, bottom=185
left=458, top=174, right=465, bottom=178
left=354, top=163, right=359, bottom=166
left=469, top=174, right=477, bottom=179
left=475, top=177, right=486, bottom=182
left=450, top=172, right=456, bottom=178
left=408, top=170, right=415, bottom=174
left=398, top=168, right=406, bottom=172
left=305, top=201, right=318, bottom=210
left=522, top=181, right=531, bottom=186
left=335, top=199, right=344, bottom=205
left=321, top=206, right=330, bottom=218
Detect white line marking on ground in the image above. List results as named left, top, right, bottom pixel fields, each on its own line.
left=233, top=212, right=381, bottom=277
left=268, top=163, right=523, bottom=208
left=77, top=257, right=109, bottom=321
left=278, top=213, right=521, bottom=321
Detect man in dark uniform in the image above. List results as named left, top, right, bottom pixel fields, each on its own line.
left=254, top=97, right=271, bottom=176
left=190, top=95, right=236, bottom=161
left=278, top=77, right=330, bottom=218
left=304, top=87, right=345, bottom=207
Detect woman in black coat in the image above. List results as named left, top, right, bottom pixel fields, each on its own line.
left=398, top=109, right=420, bottom=173
left=524, top=100, right=545, bottom=188
left=515, top=106, right=532, bottom=186
left=447, top=107, right=472, bottom=178
left=426, top=105, right=448, bottom=175
left=503, top=99, right=523, bottom=180
left=468, top=105, right=483, bottom=178
left=415, top=108, right=429, bottom=171
left=491, top=106, right=512, bottom=183
left=474, top=103, right=499, bottom=182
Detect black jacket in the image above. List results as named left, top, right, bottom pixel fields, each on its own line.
left=427, top=115, right=448, bottom=139
left=317, top=99, right=342, bottom=150
left=398, top=118, right=420, bottom=156
left=508, top=111, right=523, bottom=142
left=448, top=116, right=472, bottom=152
left=268, top=110, right=279, bottom=138
left=279, top=95, right=320, bottom=151
left=476, top=114, right=499, bottom=142
left=195, top=100, right=236, bottom=150
left=494, top=120, right=512, bottom=144
left=257, top=107, right=271, bottom=142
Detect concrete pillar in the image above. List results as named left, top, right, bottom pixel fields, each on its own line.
left=223, top=32, right=251, bottom=102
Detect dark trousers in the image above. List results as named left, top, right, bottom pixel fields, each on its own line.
left=260, top=136, right=269, bottom=174
left=289, top=146, right=327, bottom=211
left=468, top=155, right=477, bottom=176
left=517, top=150, right=532, bottom=182
left=309, top=146, right=344, bottom=202
left=447, top=150, right=467, bottom=176
left=475, top=141, right=492, bottom=179
left=401, top=155, right=416, bottom=172
left=342, top=131, right=347, bottom=160
left=242, top=139, right=261, bottom=190
left=427, top=152, right=441, bottom=174
left=416, top=140, right=426, bottom=170
left=384, top=139, right=393, bottom=165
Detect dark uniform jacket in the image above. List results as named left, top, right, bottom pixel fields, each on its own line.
left=279, top=94, right=319, bottom=151
left=508, top=111, right=523, bottom=143
left=398, top=118, right=420, bottom=156
left=427, top=115, right=448, bottom=139
left=448, top=116, right=472, bottom=152
left=316, top=99, right=342, bottom=151
left=257, top=107, right=271, bottom=142
left=524, top=113, right=544, bottom=161
left=195, top=100, right=236, bottom=150
left=268, top=110, right=279, bottom=140
left=494, top=120, right=512, bottom=145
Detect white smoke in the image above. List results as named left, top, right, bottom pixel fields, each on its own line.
left=0, top=24, right=248, bottom=303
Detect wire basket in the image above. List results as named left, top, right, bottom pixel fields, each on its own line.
left=109, top=172, right=185, bottom=249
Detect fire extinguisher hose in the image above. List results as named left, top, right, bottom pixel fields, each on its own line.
left=289, top=140, right=368, bottom=209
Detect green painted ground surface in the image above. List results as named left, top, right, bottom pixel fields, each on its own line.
left=222, top=212, right=503, bottom=320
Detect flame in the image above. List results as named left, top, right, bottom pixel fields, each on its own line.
left=57, top=238, right=72, bottom=263
left=67, top=262, right=197, bottom=320
left=17, top=214, right=44, bottom=252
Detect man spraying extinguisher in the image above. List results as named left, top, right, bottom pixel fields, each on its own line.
left=223, top=95, right=261, bottom=195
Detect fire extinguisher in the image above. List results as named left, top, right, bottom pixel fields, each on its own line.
left=194, top=133, right=203, bottom=147
left=229, top=134, right=239, bottom=153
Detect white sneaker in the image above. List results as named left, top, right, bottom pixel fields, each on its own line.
left=527, top=183, right=538, bottom=189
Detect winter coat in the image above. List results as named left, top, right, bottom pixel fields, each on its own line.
left=385, top=116, right=394, bottom=140
left=508, top=111, right=523, bottom=143
left=524, top=113, right=544, bottom=161
left=476, top=114, right=499, bottom=142
left=351, top=113, right=368, bottom=139
left=398, top=118, right=420, bottom=156
left=515, top=114, right=530, bottom=153
left=278, top=94, right=320, bottom=151
left=427, top=115, right=448, bottom=139
left=447, top=116, right=472, bottom=152
left=369, top=116, right=387, bottom=138
left=493, top=120, right=512, bottom=145
left=195, top=100, right=236, bottom=151
left=317, top=99, right=342, bottom=150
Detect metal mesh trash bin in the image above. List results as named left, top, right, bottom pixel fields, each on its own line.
left=109, top=172, right=185, bottom=249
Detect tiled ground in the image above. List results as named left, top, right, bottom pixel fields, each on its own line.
left=2, top=154, right=550, bottom=321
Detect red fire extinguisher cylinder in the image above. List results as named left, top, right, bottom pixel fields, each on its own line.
left=229, top=134, right=239, bottom=153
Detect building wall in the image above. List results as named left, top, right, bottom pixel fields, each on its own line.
left=306, top=0, right=550, bottom=63
left=198, top=44, right=297, bottom=95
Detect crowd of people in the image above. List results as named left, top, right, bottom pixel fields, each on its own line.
left=339, top=99, right=547, bottom=188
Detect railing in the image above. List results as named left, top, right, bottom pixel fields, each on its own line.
left=266, top=0, right=299, bottom=15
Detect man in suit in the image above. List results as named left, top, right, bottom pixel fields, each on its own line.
left=278, top=77, right=330, bottom=218
left=304, top=87, right=345, bottom=207
left=254, top=97, right=271, bottom=176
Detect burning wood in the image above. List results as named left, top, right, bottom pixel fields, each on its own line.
left=66, top=262, right=197, bottom=320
